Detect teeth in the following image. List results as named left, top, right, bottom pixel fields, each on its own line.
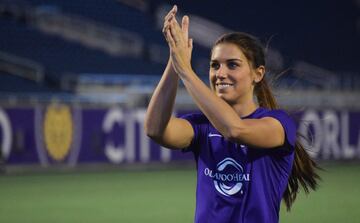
left=217, top=84, right=232, bottom=90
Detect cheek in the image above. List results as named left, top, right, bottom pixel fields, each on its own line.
left=234, top=71, right=254, bottom=88
left=209, top=72, right=216, bottom=88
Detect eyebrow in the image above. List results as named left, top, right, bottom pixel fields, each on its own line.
left=210, top=58, right=243, bottom=63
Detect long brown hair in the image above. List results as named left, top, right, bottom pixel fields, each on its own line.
left=214, top=32, right=321, bottom=211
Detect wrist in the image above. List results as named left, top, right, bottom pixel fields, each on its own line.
left=178, top=67, right=195, bottom=80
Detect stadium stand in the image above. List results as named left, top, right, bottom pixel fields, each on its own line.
left=0, top=0, right=359, bottom=106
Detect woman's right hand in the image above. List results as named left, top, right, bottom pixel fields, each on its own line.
left=162, top=5, right=193, bottom=61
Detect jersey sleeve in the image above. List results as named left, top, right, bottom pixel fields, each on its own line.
left=179, top=113, right=206, bottom=153
left=263, top=110, right=297, bottom=149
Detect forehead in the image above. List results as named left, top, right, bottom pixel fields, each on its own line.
left=211, top=43, right=247, bottom=61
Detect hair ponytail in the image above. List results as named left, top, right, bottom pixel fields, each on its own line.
left=255, top=78, right=321, bottom=211
left=255, top=79, right=278, bottom=109
left=283, top=141, right=321, bottom=210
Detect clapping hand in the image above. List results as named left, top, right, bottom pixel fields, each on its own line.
left=163, top=5, right=194, bottom=77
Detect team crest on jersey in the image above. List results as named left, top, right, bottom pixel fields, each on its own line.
left=204, top=158, right=250, bottom=196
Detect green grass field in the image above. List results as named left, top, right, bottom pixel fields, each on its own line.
left=0, top=163, right=359, bottom=223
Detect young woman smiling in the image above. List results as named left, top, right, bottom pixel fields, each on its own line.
left=145, top=6, right=320, bottom=223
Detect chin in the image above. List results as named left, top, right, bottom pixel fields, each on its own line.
left=217, top=94, right=236, bottom=105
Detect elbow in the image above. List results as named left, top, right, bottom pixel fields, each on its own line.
left=223, top=130, right=238, bottom=142
left=146, top=132, right=163, bottom=145
left=144, top=117, right=155, bottom=137
left=223, top=125, right=245, bottom=142
left=145, top=131, right=161, bottom=141
left=144, top=123, right=155, bottom=138
left=144, top=123, right=163, bottom=141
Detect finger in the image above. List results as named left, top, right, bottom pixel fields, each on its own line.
left=165, top=5, right=176, bottom=19
left=164, top=11, right=175, bottom=22
left=164, top=13, right=176, bottom=32
left=163, top=8, right=176, bottom=34
left=188, top=38, right=193, bottom=49
left=164, top=28, right=172, bottom=44
left=163, top=13, right=177, bottom=35
left=166, top=29, right=176, bottom=49
left=181, top=15, right=189, bottom=40
left=169, top=20, right=180, bottom=44
left=171, top=16, right=182, bottom=35
left=164, top=5, right=177, bottom=22
left=162, top=19, right=171, bottom=34
left=162, top=26, right=169, bottom=38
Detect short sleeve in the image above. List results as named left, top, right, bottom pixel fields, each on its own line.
left=179, top=113, right=207, bottom=153
left=263, top=110, right=297, bottom=149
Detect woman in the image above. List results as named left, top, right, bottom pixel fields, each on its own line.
left=145, top=6, right=320, bottom=223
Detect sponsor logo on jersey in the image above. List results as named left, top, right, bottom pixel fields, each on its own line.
left=204, top=157, right=250, bottom=196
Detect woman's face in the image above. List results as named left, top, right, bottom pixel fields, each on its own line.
left=209, top=43, right=260, bottom=105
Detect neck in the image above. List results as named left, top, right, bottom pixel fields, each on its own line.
left=231, top=99, right=258, bottom=118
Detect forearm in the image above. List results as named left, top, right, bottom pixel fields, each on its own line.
left=145, top=59, right=179, bottom=137
left=180, top=70, right=243, bottom=138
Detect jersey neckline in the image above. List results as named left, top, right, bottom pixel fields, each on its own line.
left=241, top=107, right=267, bottom=119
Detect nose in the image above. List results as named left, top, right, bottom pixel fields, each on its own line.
left=215, top=65, right=227, bottom=79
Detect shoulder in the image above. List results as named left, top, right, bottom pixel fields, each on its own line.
left=179, top=112, right=209, bottom=153
left=254, top=107, right=297, bottom=147
left=254, top=108, right=295, bottom=125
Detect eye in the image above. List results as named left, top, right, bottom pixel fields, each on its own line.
left=227, top=61, right=239, bottom=70
left=210, top=62, right=220, bottom=70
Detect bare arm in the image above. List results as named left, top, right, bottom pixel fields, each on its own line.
left=165, top=11, right=285, bottom=149
left=179, top=72, right=284, bottom=148
left=144, top=59, right=193, bottom=149
left=144, top=6, right=194, bottom=149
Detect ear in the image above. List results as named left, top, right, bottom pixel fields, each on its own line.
left=253, top=65, right=265, bottom=83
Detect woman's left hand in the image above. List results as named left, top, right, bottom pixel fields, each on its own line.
left=164, top=9, right=194, bottom=77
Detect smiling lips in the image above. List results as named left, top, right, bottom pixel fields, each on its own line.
left=216, top=83, right=234, bottom=90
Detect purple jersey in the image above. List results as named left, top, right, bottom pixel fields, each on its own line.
left=181, top=107, right=296, bottom=223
